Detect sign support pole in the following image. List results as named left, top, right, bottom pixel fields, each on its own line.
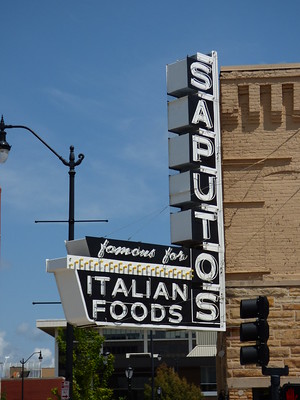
left=65, top=146, right=84, bottom=400
left=262, top=366, right=289, bottom=400
left=151, top=330, right=154, bottom=400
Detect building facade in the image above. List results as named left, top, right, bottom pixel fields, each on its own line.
left=219, top=63, right=300, bottom=398
left=37, top=320, right=217, bottom=399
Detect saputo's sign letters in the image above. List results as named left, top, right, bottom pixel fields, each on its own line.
left=166, top=51, right=226, bottom=330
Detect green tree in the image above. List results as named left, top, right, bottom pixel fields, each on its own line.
left=47, top=387, right=61, bottom=400
left=144, top=363, right=203, bottom=400
left=0, top=391, right=7, bottom=400
left=56, top=327, right=114, bottom=400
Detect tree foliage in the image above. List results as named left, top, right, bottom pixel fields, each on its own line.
left=144, top=363, right=203, bottom=400
left=0, top=391, right=7, bottom=400
left=56, top=327, right=114, bottom=400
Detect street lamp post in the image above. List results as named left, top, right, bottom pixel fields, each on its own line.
left=157, top=386, right=162, bottom=399
left=103, top=351, right=110, bottom=366
left=0, top=115, right=85, bottom=400
left=20, top=351, right=43, bottom=400
left=125, top=366, right=133, bottom=400
left=150, top=331, right=162, bottom=400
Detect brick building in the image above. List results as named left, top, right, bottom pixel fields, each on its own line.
left=1, top=377, right=64, bottom=400
left=218, top=63, right=300, bottom=399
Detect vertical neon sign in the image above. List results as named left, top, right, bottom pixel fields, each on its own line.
left=167, top=51, right=225, bottom=329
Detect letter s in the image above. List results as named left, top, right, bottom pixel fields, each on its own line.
left=169, top=305, right=183, bottom=324
left=190, top=62, right=212, bottom=91
left=195, top=293, right=219, bottom=321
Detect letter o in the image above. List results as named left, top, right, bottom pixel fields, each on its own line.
left=132, top=248, right=140, bottom=256
left=195, top=253, right=218, bottom=281
left=131, top=302, right=148, bottom=322
left=110, top=301, right=128, bottom=320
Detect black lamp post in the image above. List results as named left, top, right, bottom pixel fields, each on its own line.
left=0, top=115, right=84, bottom=400
left=103, top=351, right=110, bottom=366
left=150, top=330, right=162, bottom=400
left=20, top=351, right=43, bottom=400
left=125, top=366, right=134, bottom=400
left=157, top=386, right=162, bottom=400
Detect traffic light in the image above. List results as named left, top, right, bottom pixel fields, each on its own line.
left=281, top=384, right=300, bottom=400
left=240, top=296, right=269, bottom=366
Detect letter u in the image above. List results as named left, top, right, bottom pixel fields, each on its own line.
left=193, top=172, right=216, bottom=202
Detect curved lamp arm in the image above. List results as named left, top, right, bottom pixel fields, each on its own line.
left=21, top=351, right=43, bottom=365
left=0, top=116, right=84, bottom=168
left=1, top=115, right=84, bottom=400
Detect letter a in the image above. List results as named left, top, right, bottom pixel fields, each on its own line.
left=192, top=100, right=213, bottom=129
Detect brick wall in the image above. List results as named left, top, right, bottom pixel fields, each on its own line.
left=1, top=377, right=64, bottom=400
left=219, top=64, right=300, bottom=398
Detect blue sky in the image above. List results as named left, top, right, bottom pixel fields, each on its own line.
left=1, top=0, right=300, bottom=368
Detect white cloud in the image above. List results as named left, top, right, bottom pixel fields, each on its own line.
left=0, top=331, right=9, bottom=358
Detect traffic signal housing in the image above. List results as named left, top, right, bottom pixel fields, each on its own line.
left=240, top=296, right=270, bottom=366
left=281, top=384, right=300, bottom=400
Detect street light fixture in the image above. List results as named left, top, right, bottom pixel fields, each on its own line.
left=157, top=386, right=162, bottom=399
left=0, top=120, right=11, bottom=163
left=125, top=366, right=134, bottom=400
left=103, top=351, right=110, bottom=366
left=20, top=351, right=43, bottom=400
left=0, top=115, right=85, bottom=400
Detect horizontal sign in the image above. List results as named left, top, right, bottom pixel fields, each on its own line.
left=47, top=236, right=225, bottom=331
left=84, top=236, right=190, bottom=266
